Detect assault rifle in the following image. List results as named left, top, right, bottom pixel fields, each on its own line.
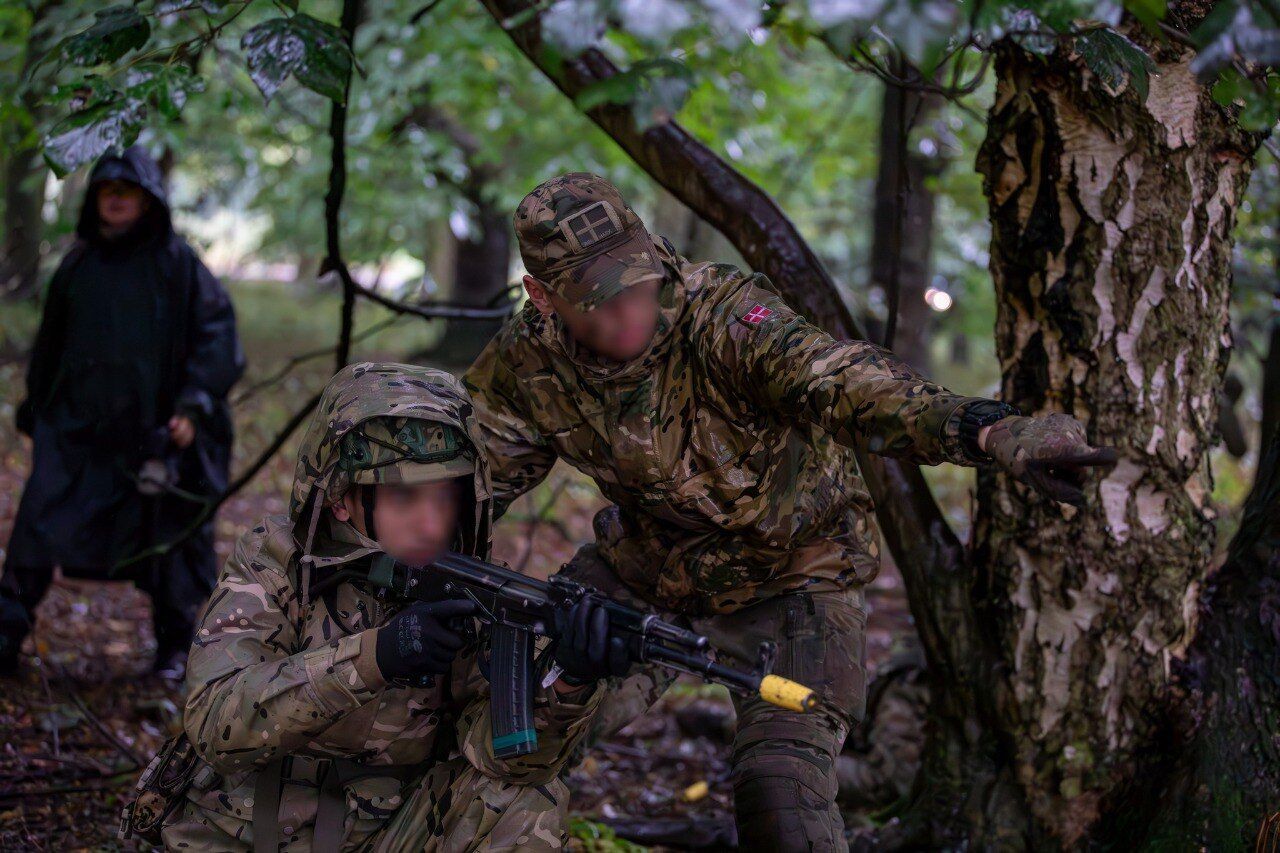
left=319, top=551, right=818, bottom=759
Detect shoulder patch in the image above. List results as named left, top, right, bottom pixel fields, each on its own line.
left=738, top=303, right=775, bottom=325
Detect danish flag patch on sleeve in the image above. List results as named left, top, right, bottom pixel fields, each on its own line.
left=741, top=303, right=775, bottom=325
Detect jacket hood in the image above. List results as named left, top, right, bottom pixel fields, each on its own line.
left=290, top=362, right=493, bottom=562
left=76, top=144, right=172, bottom=242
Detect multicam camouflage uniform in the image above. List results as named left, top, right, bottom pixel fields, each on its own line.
left=463, top=174, right=1015, bottom=851
left=161, top=363, right=599, bottom=851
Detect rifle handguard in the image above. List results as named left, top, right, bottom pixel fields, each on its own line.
left=759, top=674, right=818, bottom=712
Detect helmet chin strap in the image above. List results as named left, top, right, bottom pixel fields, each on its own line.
left=360, top=486, right=378, bottom=542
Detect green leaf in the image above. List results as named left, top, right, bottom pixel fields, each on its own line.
left=1239, top=74, right=1280, bottom=131
left=1212, top=67, right=1280, bottom=131
left=574, top=72, right=644, bottom=111
left=125, top=63, right=206, bottom=120
left=291, top=14, right=355, bottom=100
left=57, top=5, right=150, bottom=67
left=1124, top=0, right=1167, bottom=30
left=48, top=75, right=119, bottom=108
left=632, top=72, right=691, bottom=129
left=1074, top=28, right=1157, bottom=98
left=1035, top=0, right=1095, bottom=30
left=155, top=0, right=230, bottom=13
left=43, top=95, right=146, bottom=177
left=240, top=14, right=352, bottom=103
left=572, top=59, right=692, bottom=128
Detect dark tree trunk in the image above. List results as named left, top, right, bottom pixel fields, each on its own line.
left=1108, top=422, right=1280, bottom=848
left=1263, top=279, right=1279, bottom=450
left=431, top=197, right=511, bottom=366
left=395, top=101, right=512, bottom=366
left=870, top=77, right=943, bottom=372
left=0, top=146, right=45, bottom=299
left=0, top=2, right=56, bottom=301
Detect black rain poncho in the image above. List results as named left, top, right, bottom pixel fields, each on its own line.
left=4, top=145, right=244, bottom=651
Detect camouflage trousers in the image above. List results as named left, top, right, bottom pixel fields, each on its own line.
left=162, top=756, right=569, bottom=852
left=564, top=544, right=868, bottom=853
left=368, top=760, right=568, bottom=852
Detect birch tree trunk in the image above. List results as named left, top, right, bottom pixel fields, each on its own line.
left=973, top=39, right=1255, bottom=844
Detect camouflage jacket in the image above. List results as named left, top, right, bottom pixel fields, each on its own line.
left=465, top=247, right=993, bottom=614
left=167, top=364, right=599, bottom=849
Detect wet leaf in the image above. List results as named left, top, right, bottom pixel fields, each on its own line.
left=57, top=5, right=150, bottom=68
left=155, top=0, right=231, bottom=13
left=240, top=14, right=352, bottom=103
left=42, top=95, right=146, bottom=177
left=48, top=75, right=118, bottom=109
left=124, top=63, right=206, bottom=120
left=1074, top=28, right=1157, bottom=99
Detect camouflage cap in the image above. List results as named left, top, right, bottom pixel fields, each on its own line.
left=515, top=172, right=666, bottom=311
left=338, top=416, right=474, bottom=486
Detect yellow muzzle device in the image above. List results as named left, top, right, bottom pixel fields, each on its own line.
left=759, top=674, right=819, bottom=712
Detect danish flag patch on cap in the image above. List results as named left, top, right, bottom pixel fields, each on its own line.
left=741, top=304, right=774, bottom=325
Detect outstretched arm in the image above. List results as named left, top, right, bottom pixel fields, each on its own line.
left=697, top=274, right=1002, bottom=466
left=698, top=273, right=1115, bottom=503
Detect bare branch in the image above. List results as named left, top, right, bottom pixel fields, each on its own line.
left=350, top=280, right=519, bottom=320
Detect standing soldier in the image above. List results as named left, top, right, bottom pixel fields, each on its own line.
left=1, top=145, right=244, bottom=679
left=464, top=173, right=1116, bottom=850
left=132, top=363, right=613, bottom=850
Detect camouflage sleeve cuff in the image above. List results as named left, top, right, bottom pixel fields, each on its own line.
left=353, top=628, right=387, bottom=693
left=303, top=632, right=383, bottom=714
left=941, top=398, right=1020, bottom=465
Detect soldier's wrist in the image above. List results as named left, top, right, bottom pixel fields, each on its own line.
left=957, top=400, right=1020, bottom=463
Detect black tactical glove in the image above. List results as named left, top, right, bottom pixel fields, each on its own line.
left=553, top=597, right=633, bottom=686
left=984, top=413, right=1118, bottom=507
left=375, top=599, right=477, bottom=681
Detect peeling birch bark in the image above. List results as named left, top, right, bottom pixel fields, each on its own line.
left=974, top=40, right=1255, bottom=844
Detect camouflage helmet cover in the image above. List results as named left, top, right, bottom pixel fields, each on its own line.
left=338, top=417, right=474, bottom=486
left=290, top=362, right=492, bottom=555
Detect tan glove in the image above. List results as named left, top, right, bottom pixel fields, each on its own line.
left=983, top=414, right=1118, bottom=507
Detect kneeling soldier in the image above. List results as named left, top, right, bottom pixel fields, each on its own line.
left=130, top=362, right=613, bottom=851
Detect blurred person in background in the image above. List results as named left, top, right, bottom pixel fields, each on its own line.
left=0, top=145, right=244, bottom=680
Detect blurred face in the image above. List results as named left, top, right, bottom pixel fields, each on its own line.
left=334, top=480, right=461, bottom=566
left=524, top=275, right=661, bottom=362
left=96, top=180, right=149, bottom=230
